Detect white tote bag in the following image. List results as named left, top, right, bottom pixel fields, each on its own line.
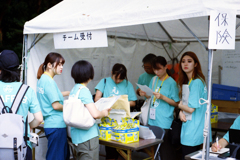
left=139, top=76, right=157, bottom=126
left=139, top=98, right=151, bottom=125
left=63, top=86, right=95, bottom=130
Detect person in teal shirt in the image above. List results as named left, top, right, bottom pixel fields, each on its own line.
left=95, top=63, right=137, bottom=160
left=139, top=56, right=180, bottom=160
left=95, top=63, right=137, bottom=106
left=0, top=50, right=43, bottom=160
left=211, top=116, right=240, bottom=152
left=178, top=51, right=208, bottom=160
left=136, top=53, right=156, bottom=96
left=36, top=52, right=70, bottom=160
left=70, top=60, right=110, bottom=160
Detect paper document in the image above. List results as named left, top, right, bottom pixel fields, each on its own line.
left=190, top=150, right=234, bottom=160
left=139, top=125, right=156, bottom=139
left=209, top=147, right=229, bottom=154
left=95, top=95, right=121, bottom=111
left=182, top=84, right=192, bottom=121
left=183, top=111, right=192, bottom=121
left=130, top=112, right=141, bottom=119
left=136, top=83, right=154, bottom=96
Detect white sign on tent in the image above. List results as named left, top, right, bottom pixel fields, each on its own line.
left=53, top=29, right=108, bottom=49
left=208, top=10, right=236, bottom=50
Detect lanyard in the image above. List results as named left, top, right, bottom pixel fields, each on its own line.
left=44, top=72, right=53, bottom=79
left=81, top=83, right=86, bottom=86
left=188, top=78, right=193, bottom=85
left=152, top=74, right=168, bottom=106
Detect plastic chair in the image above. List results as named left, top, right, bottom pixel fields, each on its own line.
left=132, top=125, right=165, bottom=160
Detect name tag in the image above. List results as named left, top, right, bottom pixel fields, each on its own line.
left=149, top=108, right=156, bottom=120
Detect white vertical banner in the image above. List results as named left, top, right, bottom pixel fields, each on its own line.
left=208, top=10, right=236, bottom=50
left=53, top=29, right=108, bottom=49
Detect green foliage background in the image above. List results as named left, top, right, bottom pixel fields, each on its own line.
left=0, top=0, right=61, bottom=62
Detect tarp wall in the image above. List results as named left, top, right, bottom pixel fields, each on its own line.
left=27, top=33, right=225, bottom=95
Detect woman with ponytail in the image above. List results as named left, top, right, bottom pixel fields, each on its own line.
left=139, top=56, right=180, bottom=160
left=177, top=51, right=207, bottom=160
left=36, top=52, right=70, bottom=160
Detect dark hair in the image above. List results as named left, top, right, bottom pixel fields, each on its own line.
left=152, top=56, right=172, bottom=76
left=178, top=51, right=205, bottom=97
left=71, top=60, right=94, bottom=83
left=112, top=63, right=128, bottom=81
left=0, top=69, right=20, bottom=82
left=37, top=52, right=65, bottom=79
left=142, top=53, right=157, bottom=64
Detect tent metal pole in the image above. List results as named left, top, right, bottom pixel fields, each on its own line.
left=161, top=43, right=172, bottom=60
left=108, top=35, right=170, bottom=43
left=179, top=19, right=208, bottom=50
left=206, top=49, right=213, bottom=160
left=24, top=34, right=28, bottom=84
left=236, top=22, right=240, bottom=29
left=176, top=42, right=190, bottom=58
left=20, top=36, right=25, bottom=83
left=157, top=22, right=174, bottom=42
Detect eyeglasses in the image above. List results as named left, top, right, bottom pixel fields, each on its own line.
left=142, top=65, right=152, bottom=70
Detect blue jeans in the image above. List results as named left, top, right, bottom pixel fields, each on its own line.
left=44, top=128, right=70, bottom=160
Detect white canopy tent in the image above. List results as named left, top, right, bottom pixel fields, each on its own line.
left=23, top=0, right=240, bottom=159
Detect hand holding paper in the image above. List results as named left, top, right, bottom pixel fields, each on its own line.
left=136, top=83, right=153, bottom=96
left=95, top=95, right=121, bottom=111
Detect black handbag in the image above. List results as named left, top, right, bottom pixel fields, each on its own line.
left=169, top=109, right=182, bottom=145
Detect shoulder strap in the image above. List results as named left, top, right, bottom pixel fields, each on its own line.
left=151, top=76, right=157, bottom=90
left=102, top=78, right=106, bottom=95
left=0, top=96, right=5, bottom=113
left=74, top=86, right=87, bottom=99
left=11, top=84, right=29, bottom=114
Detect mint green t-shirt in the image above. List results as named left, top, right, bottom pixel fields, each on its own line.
left=180, top=79, right=208, bottom=146
left=36, top=74, right=66, bottom=128
left=70, top=84, right=99, bottom=144
left=136, top=72, right=155, bottom=90
left=223, top=116, right=240, bottom=142
left=95, top=77, right=137, bottom=101
left=148, top=76, right=180, bottom=129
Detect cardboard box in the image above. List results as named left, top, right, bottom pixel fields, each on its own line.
left=211, top=100, right=240, bottom=114
left=99, top=126, right=112, bottom=141
left=212, top=84, right=240, bottom=101
left=111, top=120, right=139, bottom=144
left=211, top=104, right=218, bottom=123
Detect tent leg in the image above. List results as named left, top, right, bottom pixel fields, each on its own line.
left=202, top=49, right=214, bottom=160
left=24, top=34, right=28, bottom=84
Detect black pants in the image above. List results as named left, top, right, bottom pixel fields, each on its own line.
left=26, top=146, right=32, bottom=160
left=105, top=146, right=119, bottom=160
left=182, top=144, right=201, bottom=160
left=159, top=129, right=178, bottom=160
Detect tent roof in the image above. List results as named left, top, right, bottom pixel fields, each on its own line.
left=24, top=0, right=240, bottom=42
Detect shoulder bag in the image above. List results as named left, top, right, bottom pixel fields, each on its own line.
left=139, top=76, right=157, bottom=126
left=63, top=86, right=95, bottom=130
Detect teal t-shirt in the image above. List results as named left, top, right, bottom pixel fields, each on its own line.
left=0, top=81, right=41, bottom=148
left=70, top=84, right=99, bottom=144
left=136, top=72, right=155, bottom=90
left=36, top=74, right=66, bottom=128
left=95, top=77, right=137, bottom=101
left=181, top=78, right=208, bottom=146
left=223, top=116, right=240, bottom=142
left=148, top=76, right=180, bottom=129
